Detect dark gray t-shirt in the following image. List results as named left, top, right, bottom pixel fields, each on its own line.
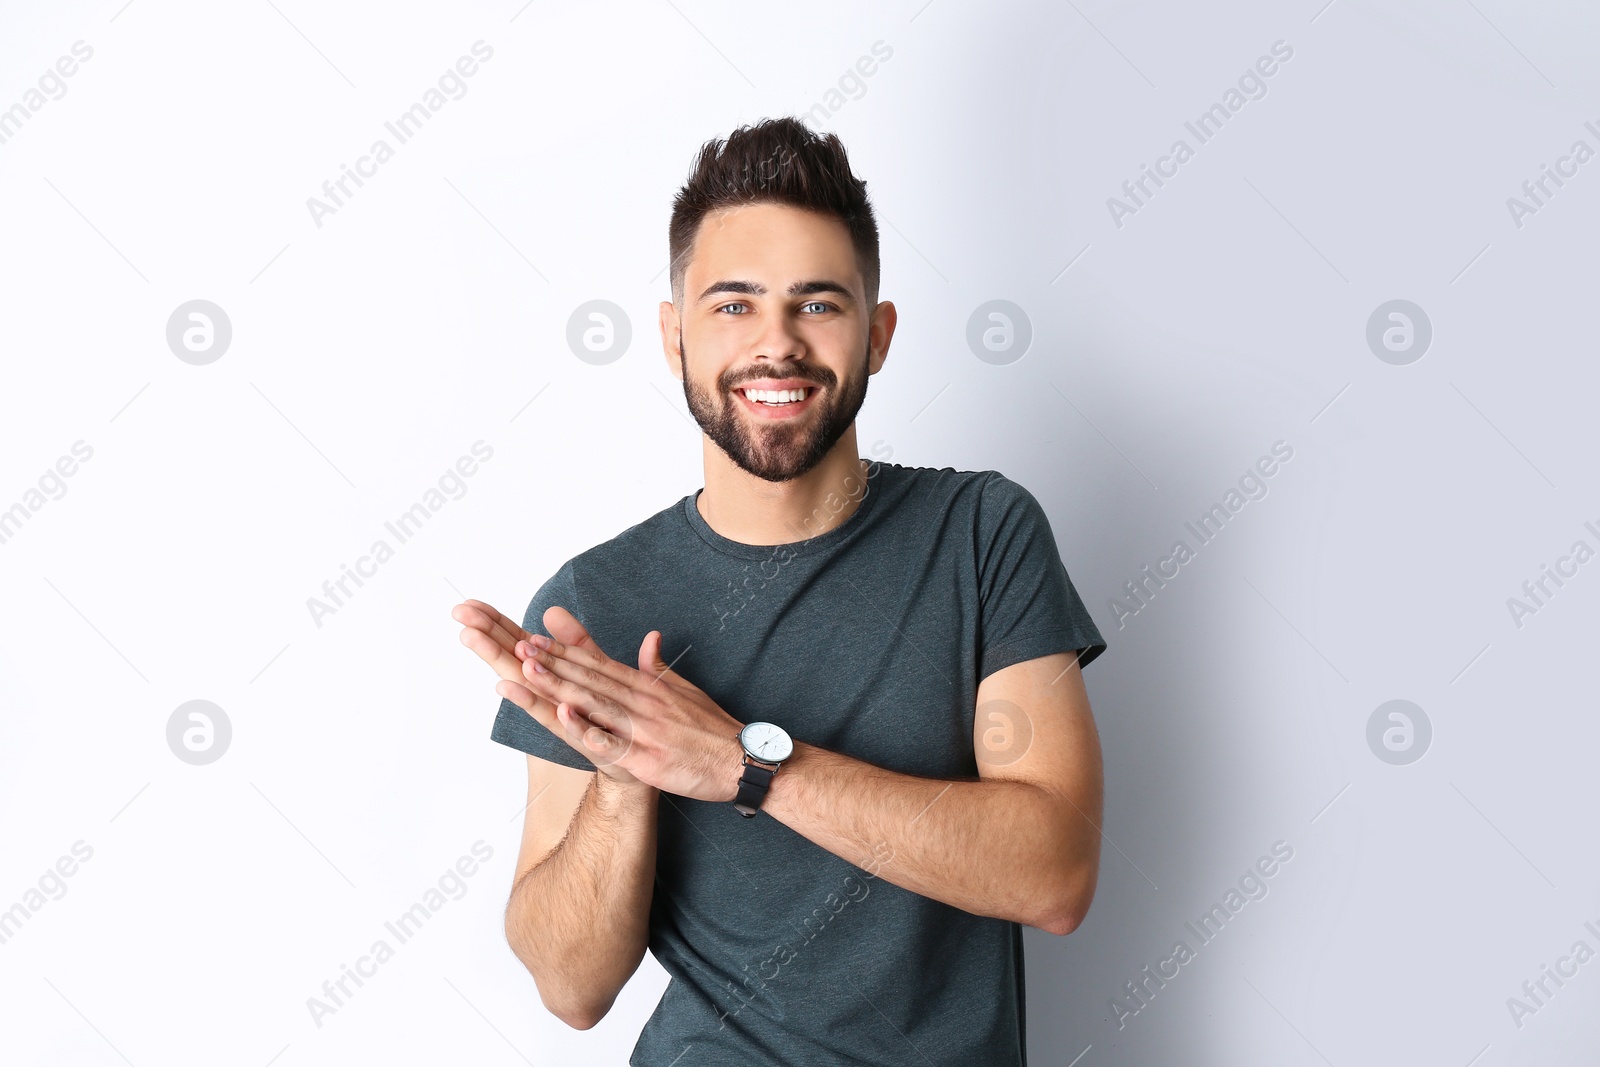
left=489, top=461, right=1106, bottom=1066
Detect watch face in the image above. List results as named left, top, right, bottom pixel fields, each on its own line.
left=741, top=721, right=793, bottom=763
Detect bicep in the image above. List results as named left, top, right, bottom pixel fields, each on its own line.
left=974, top=649, right=1103, bottom=822
left=512, top=754, right=594, bottom=889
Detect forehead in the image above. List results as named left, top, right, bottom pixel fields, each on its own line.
left=685, top=202, right=859, bottom=285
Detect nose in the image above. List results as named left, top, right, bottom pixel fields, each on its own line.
left=750, top=306, right=806, bottom=365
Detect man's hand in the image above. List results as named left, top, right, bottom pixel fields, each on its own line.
left=453, top=598, right=645, bottom=786
left=513, top=609, right=747, bottom=802
left=452, top=598, right=543, bottom=691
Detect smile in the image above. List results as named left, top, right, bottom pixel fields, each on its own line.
left=735, top=386, right=817, bottom=420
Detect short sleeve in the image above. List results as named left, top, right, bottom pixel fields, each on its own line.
left=975, top=473, right=1106, bottom=681
left=488, top=560, right=597, bottom=771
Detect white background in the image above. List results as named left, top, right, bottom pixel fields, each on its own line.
left=1, top=1, right=1597, bottom=1064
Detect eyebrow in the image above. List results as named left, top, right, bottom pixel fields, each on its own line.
left=696, top=279, right=857, bottom=306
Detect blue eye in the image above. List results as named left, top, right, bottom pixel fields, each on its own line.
left=802, top=301, right=831, bottom=314
left=716, top=303, right=748, bottom=314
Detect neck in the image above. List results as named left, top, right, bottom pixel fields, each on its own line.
left=697, top=428, right=872, bottom=546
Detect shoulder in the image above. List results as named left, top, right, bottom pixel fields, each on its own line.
left=564, top=492, right=690, bottom=573
left=521, top=493, right=689, bottom=614
left=874, top=461, right=997, bottom=504
left=975, top=470, right=1053, bottom=524
left=882, top=463, right=1044, bottom=517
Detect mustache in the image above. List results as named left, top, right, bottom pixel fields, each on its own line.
left=723, top=369, right=834, bottom=390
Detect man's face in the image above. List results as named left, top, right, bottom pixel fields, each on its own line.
left=663, top=202, right=888, bottom=483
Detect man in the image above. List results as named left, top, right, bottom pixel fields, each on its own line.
left=453, top=116, right=1107, bottom=1066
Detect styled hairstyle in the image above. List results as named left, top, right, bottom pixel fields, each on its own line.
left=668, top=116, right=880, bottom=311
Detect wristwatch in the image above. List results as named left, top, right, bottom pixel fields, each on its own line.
left=733, top=722, right=793, bottom=817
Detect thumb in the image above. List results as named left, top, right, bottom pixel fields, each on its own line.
left=544, top=605, right=597, bottom=652
left=639, top=629, right=674, bottom=681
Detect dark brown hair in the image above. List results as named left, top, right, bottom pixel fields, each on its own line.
left=668, top=116, right=880, bottom=310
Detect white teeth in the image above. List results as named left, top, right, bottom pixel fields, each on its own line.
left=743, top=388, right=809, bottom=405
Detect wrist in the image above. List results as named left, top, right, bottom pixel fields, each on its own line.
left=756, top=740, right=806, bottom=819
left=594, top=772, right=657, bottom=811
left=730, top=722, right=796, bottom=815
left=725, top=734, right=747, bottom=802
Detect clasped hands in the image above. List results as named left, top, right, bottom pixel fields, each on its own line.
left=454, top=599, right=748, bottom=802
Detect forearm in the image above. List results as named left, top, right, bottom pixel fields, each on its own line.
left=761, top=742, right=1097, bottom=933
left=506, top=774, right=658, bottom=1027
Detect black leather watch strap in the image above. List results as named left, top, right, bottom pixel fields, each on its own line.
left=733, top=759, right=777, bottom=817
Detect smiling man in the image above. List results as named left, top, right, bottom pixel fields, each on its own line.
left=453, top=116, right=1107, bottom=1066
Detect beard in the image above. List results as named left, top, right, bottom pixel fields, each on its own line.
left=679, top=330, right=870, bottom=483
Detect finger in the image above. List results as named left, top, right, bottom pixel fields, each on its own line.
left=521, top=663, right=622, bottom=731
left=552, top=700, right=632, bottom=769
left=526, top=630, right=638, bottom=694
left=454, top=600, right=535, bottom=684
left=459, top=623, right=529, bottom=686
left=455, top=599, right=533, bottom=653
left=521, top=657, right=631, bottom=734
left=637, top=629, right=679, bottom=687
left=495, top=678, right=537, bottom=711
left=494, top=679, right=558, bottom=729
left=453, top=600, right=521, bottom=647
left=499, top=683, right=629, bottom=772
left=543, top=605, right=601, bottom=653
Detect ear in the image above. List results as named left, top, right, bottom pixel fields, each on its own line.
left=659, top=299, right=683, bottom=381
left=867, top=300, right=897, bottom=375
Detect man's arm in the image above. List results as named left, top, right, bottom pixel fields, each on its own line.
left=453, top=598, right=660, bottom=1030
left=761, top=649, right=1103, bottom=935
left=514, top=616, right=1105, bottom=936
left=504, top=754, right=659, bottom=1030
